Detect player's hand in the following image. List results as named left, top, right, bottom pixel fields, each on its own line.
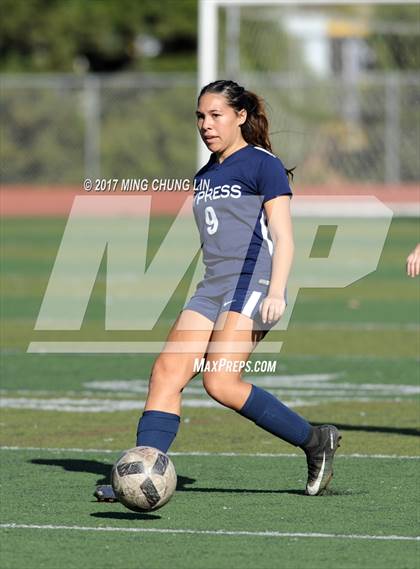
left=406, top=244, right=420, bottom=278
left=259, top=295, right=286, bottom=324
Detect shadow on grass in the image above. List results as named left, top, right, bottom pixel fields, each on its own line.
left=175, top=486, right=306, bottom=495
left=31, top=458, right=113, bottom=484
left=312, top=423, right=419, bottom=437
left=30, top=458, right=307, bottom=494
left=90, top=512, right=161, bottom=521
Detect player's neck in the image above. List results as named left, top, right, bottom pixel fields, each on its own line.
left=217, top=141, right=248, bottom=163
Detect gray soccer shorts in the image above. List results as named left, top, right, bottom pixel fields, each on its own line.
left=182, top=274, right=276, bottom=329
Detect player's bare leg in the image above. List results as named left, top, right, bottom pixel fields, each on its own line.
left=201, top=310, right=264, bottom=410
left=95, top=310, right=213, bottom=502
left=202, top=310, right=341, bottom=495
left=144, top=309, right=214, bottom=415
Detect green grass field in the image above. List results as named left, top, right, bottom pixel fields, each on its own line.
left=1, top=216, right=419, bottom=569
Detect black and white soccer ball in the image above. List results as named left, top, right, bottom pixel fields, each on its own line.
left=111, top=446, right=177, bottom=512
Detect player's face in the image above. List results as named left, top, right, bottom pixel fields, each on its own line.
left=196, top=93, right=246, bottom=156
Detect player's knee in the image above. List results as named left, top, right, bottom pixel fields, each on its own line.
left=202, top=373, right=238, bottom=404
left=149, top=356, right=186, bottom=394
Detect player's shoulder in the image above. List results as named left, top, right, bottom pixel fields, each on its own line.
left=248, top=146, right=294, bottom=198
left=248, top=145, right=285, bottom=168
left=246, top=146, right=290, bottom=183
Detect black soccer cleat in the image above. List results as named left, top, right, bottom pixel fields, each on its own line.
left=304, top=425, right=341, bottom=496
left=94, top=485, right=118, bottom=502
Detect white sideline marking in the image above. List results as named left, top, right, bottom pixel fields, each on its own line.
left=0, top=523, right=418, bottom=542
left=1, top=371, right=417, bottom=413
left=84, top=373, right=341, bottom=392
left=0, top=396, right=311, bottom=412
left=0, top=446, right=419, bottom=460
left=83, top=376, right=420, bottom=399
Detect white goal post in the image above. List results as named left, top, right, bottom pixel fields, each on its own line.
left=197, top=0, right=419, bottom=168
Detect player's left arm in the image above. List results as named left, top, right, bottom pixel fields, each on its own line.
left=259, top=195, right=294, bottom=324
left=406, top=243, right=420, bottom=278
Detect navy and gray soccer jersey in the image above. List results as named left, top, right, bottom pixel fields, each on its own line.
left=193, top=144, right=292, bottom=288
left=183, top=144, right=292, bottom=325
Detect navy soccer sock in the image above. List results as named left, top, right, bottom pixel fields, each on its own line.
left=136, top=410, right=180, bottom=453
left=238, top=385, right=312, bottom=447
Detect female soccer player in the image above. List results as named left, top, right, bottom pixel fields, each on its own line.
left=96, top=80, right=341, bottom=500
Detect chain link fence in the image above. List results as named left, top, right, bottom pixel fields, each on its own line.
left=1, top=72, right=418, bottom=185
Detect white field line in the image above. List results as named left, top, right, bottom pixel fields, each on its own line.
left=83, top=377, right=420, bottom=394
left=0, top=397, right=313, bottom=412
left=0, top=523, right=418, bottom=542
left=0, top=372, right=418, bottom=413
left=0, top=446, right=419, bottom=460
left=0, top=395, right=412, bottom=411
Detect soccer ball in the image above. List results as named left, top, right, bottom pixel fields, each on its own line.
left=111, top=446, right=177, bottom=512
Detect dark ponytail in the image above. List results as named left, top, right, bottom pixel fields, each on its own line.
left=239, top=90, right=273, bottom=152
left=198, top=80, right=295, bottom=181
